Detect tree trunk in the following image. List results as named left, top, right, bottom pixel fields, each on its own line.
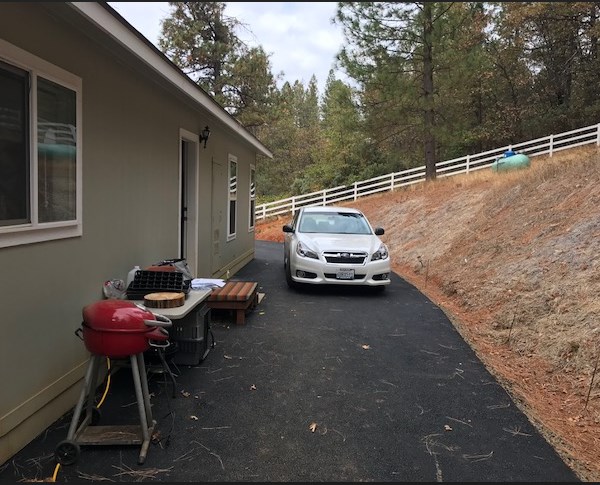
left=422, top=2, right=437, bottom=180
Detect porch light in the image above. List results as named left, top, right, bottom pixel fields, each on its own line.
left=200, top=125, right=210, bottom=148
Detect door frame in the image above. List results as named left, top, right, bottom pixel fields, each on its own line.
left=179, top=128, right=199, bottom=276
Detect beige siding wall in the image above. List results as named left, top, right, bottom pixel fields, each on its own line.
left=0, top=4, right=256, bottom=462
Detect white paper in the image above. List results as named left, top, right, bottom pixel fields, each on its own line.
left=191, top=278, right=226, bottom=290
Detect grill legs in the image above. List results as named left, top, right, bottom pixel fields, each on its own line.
left=55, top=352, right=156, bottom=466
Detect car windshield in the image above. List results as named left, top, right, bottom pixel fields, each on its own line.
left=298, top=211, right=372, bottom=235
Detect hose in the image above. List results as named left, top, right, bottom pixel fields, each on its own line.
left=51, top=356, right=111, bottom=482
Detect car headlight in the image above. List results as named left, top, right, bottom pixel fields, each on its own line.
left=371, top=243, right=389, bottom=261
left=296, top=241, right=319, bottom=259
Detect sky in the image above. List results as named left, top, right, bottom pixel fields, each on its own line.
left=107, top=2, right=346, bottom=94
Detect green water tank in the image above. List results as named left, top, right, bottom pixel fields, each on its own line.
left=491, top=152, right=530, bottom=172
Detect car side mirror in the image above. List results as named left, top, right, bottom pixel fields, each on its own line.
left=374, top=227, right=385, bottom=236
left=283, top=224, right=294, bottom=233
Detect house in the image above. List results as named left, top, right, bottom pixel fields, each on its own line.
left=0, top=2, right=272, bottom=464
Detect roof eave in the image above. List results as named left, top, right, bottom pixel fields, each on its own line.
left=69, top=1, right=273, bottom=158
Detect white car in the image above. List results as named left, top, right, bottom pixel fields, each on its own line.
left=282, top=206, right=391, bottom=289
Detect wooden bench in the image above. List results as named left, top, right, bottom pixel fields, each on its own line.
left=206, top=281, right=258, bottom=325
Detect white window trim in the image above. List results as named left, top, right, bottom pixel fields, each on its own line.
left=227, top=154, right=237, bottom=241
left=248, top=164, right=256, bottom=232
left=0, top=38, right=83, bottom=248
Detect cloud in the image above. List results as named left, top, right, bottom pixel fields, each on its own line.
left=109, top=2, right=171, bottom=40
left=109, top=2, right=345, bottom=94
left=225, top=2, right=344, bottom=91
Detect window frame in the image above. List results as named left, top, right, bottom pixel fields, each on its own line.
left=248, top=164, right=256, bottom=232
left=227, top=154, right=237, bottom=241
left=0, top=38, right=82, bottom=248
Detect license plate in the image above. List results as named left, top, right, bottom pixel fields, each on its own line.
left=336, top=269, right=354, bottom=280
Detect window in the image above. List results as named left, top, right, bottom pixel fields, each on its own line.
left=0, top=61, right=29, bottom=227
left=227, top=155, right=237, bottom=240
left=0, top=39, right=81, bottom=248
left=249, top=165, right=256, bottom=231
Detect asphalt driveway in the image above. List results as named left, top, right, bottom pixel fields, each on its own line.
left=1, top=240, right=579, bottom=482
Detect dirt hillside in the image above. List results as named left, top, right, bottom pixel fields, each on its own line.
left=255, top=145, right=600, bottom=481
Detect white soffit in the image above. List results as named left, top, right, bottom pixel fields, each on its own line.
left=69, top=2, right=272, bottom=158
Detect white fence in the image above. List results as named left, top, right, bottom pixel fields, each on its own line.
left=255, top=122, right=600, bottom=221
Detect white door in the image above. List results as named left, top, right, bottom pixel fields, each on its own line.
left=211, top=158, right=224, bottom=274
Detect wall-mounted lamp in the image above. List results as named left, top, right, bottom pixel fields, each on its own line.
left=200, top=125, right=210, bottom=148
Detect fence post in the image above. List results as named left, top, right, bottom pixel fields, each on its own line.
left=323, top=189, right=327, bottom=206
left=597, top=124, right=600, bottom=146
left=291, top=196, right=295, bottom=214
left=390, top=173, right=395, bottom=192
left=354, top=182, right=358, bottom=201
left=466, top=155, right=471, bottom=174
left=549, top=134, right=554, bottom=157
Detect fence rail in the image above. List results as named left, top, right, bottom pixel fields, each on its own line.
left=255, top=122, right=600, bottom=221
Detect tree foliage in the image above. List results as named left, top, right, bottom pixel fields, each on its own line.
left=159, top=1, right=277, bottom=127
left=157, top=1, right=600, bottom=200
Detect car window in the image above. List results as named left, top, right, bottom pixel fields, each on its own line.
left=299, top=216, right=318, bottom=232
left=318, top=220, right=330, bottom=232
left=340, top=214, right=371, bottom=234
left=300, top=211, right=372, bottom=234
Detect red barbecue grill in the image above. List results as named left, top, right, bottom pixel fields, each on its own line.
left=55, top=300, right=172, bottom=466
left=81, top=299, right=171, bottom=358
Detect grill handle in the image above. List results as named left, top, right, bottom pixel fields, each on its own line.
left=149, top=340, right=170, bottom=349
left=144, top=313, right=172, bottom=328
left=148, top=326, right=170, bottom=348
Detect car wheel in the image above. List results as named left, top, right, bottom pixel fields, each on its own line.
left=284, top=258, right=297, bottom=289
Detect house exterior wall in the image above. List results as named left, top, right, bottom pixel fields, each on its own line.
left=0, top=3, right=257, bottom=463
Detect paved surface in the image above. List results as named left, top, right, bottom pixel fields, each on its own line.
left=1, top=240, right=579, bottom=482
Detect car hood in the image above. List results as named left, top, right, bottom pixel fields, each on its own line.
left=300, top=234, right=383, bottom=254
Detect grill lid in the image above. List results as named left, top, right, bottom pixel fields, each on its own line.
left=82, top=300, right=157, bottom=332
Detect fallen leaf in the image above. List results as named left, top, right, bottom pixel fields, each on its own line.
left=444, top=424, right=452, bottom=431
left=190, top=415, right=198, bottom=420
left=180, top=390, right=191, bottom=397
left=309, top=422, right=317, bottom=432
left=361, top=344, right=370, bottom=350
left=224, top=354, right=232, bottom=360
left=250, top=384, right=257, bottom=390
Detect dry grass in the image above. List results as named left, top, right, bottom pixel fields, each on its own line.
left=255, top=144, right=600, bottom=481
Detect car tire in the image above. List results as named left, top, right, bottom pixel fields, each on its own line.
left=284, top=258, right=297, bottom=289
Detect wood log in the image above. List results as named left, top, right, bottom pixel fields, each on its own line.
left=143, top=292, right=185, bottom=308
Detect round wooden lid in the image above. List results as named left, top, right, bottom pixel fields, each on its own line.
left=143, top=292, right=185, bottom=308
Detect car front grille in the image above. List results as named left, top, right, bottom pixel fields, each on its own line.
left=323, top=251, right=368, bottom=264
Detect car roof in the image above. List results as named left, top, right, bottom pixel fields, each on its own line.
left=301, top=206, right=362, bottom=214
